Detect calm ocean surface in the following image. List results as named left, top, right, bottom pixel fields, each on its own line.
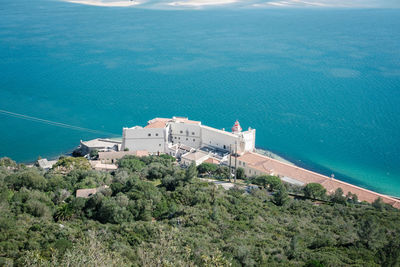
left=0, top=0, right=399, bottom=196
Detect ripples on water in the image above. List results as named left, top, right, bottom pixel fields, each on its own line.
left=0, top=0, right=399, bottom=196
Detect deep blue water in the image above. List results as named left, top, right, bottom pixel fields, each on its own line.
left=1, top=0, right=399, bottom=196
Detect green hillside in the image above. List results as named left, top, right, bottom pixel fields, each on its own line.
left=0, top=156, right=399, bottom=266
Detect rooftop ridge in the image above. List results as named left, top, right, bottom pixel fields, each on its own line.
left=241, top=151, right=400, bottom=207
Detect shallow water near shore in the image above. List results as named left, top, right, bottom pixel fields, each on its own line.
left=0, top=0, right=399, bottom=196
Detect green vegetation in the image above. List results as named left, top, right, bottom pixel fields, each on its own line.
left=89, top=149, right=99, bottom=160
left=197, top=162, right=230, bottom=180
left=253, top=175, right=283, bottom=191
left=303, top=183, right=327, bottom=200
left=53, top=156, right=91, bottom=173
left=0, top=156, right=399, bottom=266
left=236, top=167, right=245, bottom=180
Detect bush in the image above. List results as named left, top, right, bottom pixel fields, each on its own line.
left=0, top=157, right=17, bottom=168
left=254, top=175, right=282, bottom=191
left=161, top=175, right=180, bottom=191
left=372, top=197, right=385, bottom=211
left=89, top=149, right=99, bottom=159
left=25, top=199, right=51, bottom=217
left=98, top=198, right=133, bottom=224
left=215, top=166, right=230, bottom=180
left=331, top=188, right=346, bottom=205
left=53, top=157, right=91, bottom=172
left=304, top=259, right=324, bottom=267
left=303, top=183, right=326, bottom=200
left=184, top=162, right=197, bottom=182
left=197, top=163, right=218, bottom=176
left=117, top=156, right=145, bottom=173
left=0, top=155, right=399, bottom=267
left=236, top=167, right=245, bottom=180
left=5, top=169, right=47, bottom=190
left=274, top=186, right=289, bottom=206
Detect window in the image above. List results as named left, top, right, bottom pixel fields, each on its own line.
left=239, top=161, right=241, bottom=165
left=148, top=133, right=151, bottom=137
left=193, top=139, right=195, bottom=142
left=174, top=137, right=177, bottom=139
left=156, top=133, right=159, bottom=136
left=192, top=132, right=195, bottom=135
left=243, top=162, right=246, bottom=166
left=180, top=130, right=183, bottom=134
left=159, top=144, right=161, bottom=146
left=186, top=138, right=188, bottom=140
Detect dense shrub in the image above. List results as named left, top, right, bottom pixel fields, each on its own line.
left=53, top=157, right=91, bottom=172
left=0, top=155, right=399, bottom=266
left=253, top=175, right=282, bottom=191
left=5, top=169, right=47, bottom=190
left=303, top=183, right=327, bottom=199
left=0, top=157, right=17, bottom=168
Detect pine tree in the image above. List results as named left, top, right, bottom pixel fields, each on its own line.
left=184, top=162, right=198, bottom=182
left=274, top=185, right=289, bottom=206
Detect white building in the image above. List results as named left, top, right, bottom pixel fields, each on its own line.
left=166, top=143, right=195, bottom=158
left=181, top=150, right=210, bottom=166
left=121, top=116, right=256, bottom=157
left=121, top=125, right=167, bottom=154
left=37, top=158, right=57, bottom=171
left=79, top=138, right=121, bottom=155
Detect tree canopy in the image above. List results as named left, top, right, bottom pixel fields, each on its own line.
left=303, top=183, right=327, bottom=199
left=253, top=175, right=282, bottom=191
left=0, top=156, right=399, bottom=266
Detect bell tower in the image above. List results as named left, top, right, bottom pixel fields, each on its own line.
left=231, top=120, right=242, bottom=134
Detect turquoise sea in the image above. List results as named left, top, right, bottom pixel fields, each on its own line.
left=0, top=0, right=400, bottom=196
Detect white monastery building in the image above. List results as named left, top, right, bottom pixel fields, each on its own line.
left=121, top=117, right=256, bottom=161
left=78, top=117, right=400, bottom=208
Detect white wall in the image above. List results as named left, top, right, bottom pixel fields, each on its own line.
left=122, top=127, right=166, bottom=154
left=242, top=129, right=256, bottom=152
left=200, top=126, right=240, bottom=151
left=238, top=159, right=264, bottom=177
left=181, top=154, right=209, bottom=166
left=120, top=119, right=256, bottom=156
left=169, top=121, right=202, bottom=148
left=168, top=123, right=256, bottom=154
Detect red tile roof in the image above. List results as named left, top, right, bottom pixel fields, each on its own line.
left=76, top=188, right=97, bottom=198
left=174, top=118, right=201, bottom=124
left=238, top=152, right=400, bottom=208
left=145, top=118, right=170, bottom=128
left=98, top=150, right=149, bottom=159
left=144, top=117, right=201, bottom=128
left=204, top=157, right=221, bottom=165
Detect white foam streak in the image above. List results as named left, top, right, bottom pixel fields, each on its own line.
left=66, top=0, right=140, bottom=6
left=257, top=0, right=375, bottom=8
left=62, top=0, right=397, bottom=8
left=168, top=0, right=237, bottom=6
